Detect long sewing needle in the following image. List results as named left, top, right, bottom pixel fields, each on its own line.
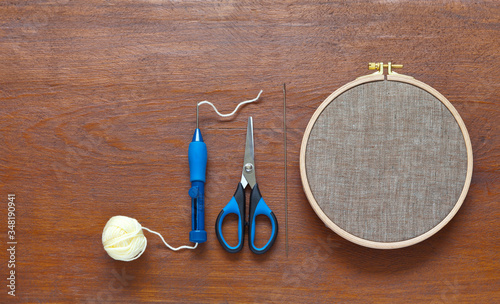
left=283, top=83, right=288, bottom=257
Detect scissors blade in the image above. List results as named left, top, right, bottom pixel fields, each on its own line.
left=241, top=117, right=256, bottom=189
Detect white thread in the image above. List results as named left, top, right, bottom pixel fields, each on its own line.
left=197, top=90, right=262, bottom=117
left=141, top=227, right=198, bottom=251
left=102, top=216, right=197, bottom=261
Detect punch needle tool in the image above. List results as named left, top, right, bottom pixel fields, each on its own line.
left=215, top=117, right=279, bottom=254
left=189, top=90, right=263, bottom=244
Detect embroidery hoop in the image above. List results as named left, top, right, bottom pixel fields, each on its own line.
left=300, top=64, right=473, bottom=249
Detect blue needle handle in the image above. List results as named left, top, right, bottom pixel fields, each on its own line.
left=188, top=128, right=207, bottom=243
left=215, top=183, right=246, bottom=253
left=248, top=184, right=278, bottom=254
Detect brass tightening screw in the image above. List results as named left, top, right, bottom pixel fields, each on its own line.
left=368, top=62, right=403, bottom=71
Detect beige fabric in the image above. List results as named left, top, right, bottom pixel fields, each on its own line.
left=305, top=80, right=468, bottom=242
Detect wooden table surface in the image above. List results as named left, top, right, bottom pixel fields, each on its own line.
left=1, top=1, right=498, bottom=303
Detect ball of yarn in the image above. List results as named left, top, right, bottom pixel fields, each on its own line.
left=102, top=216, right=147, bottom=261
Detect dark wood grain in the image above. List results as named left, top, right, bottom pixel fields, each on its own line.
left=0, top=1, right=498, bottom=303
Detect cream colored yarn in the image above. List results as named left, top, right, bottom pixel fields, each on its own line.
left=102, top=215, right=197, bottom=262
left=102, top=216, right=147, bottom=261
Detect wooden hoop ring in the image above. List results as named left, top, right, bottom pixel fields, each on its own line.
left=300, top=74, right=473, bottom=249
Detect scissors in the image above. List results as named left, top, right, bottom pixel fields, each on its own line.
left=215, top=117, right=278, bottom=254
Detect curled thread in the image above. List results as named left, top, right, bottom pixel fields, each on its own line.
left=142, top=227, right=198, bottom=251
left=196, top=90, right=263, bottom=128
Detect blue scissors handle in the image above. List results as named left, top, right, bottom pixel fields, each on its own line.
left=215, top=183, right=246, bottom=253
left=248, top=183, right=278, bottom=254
